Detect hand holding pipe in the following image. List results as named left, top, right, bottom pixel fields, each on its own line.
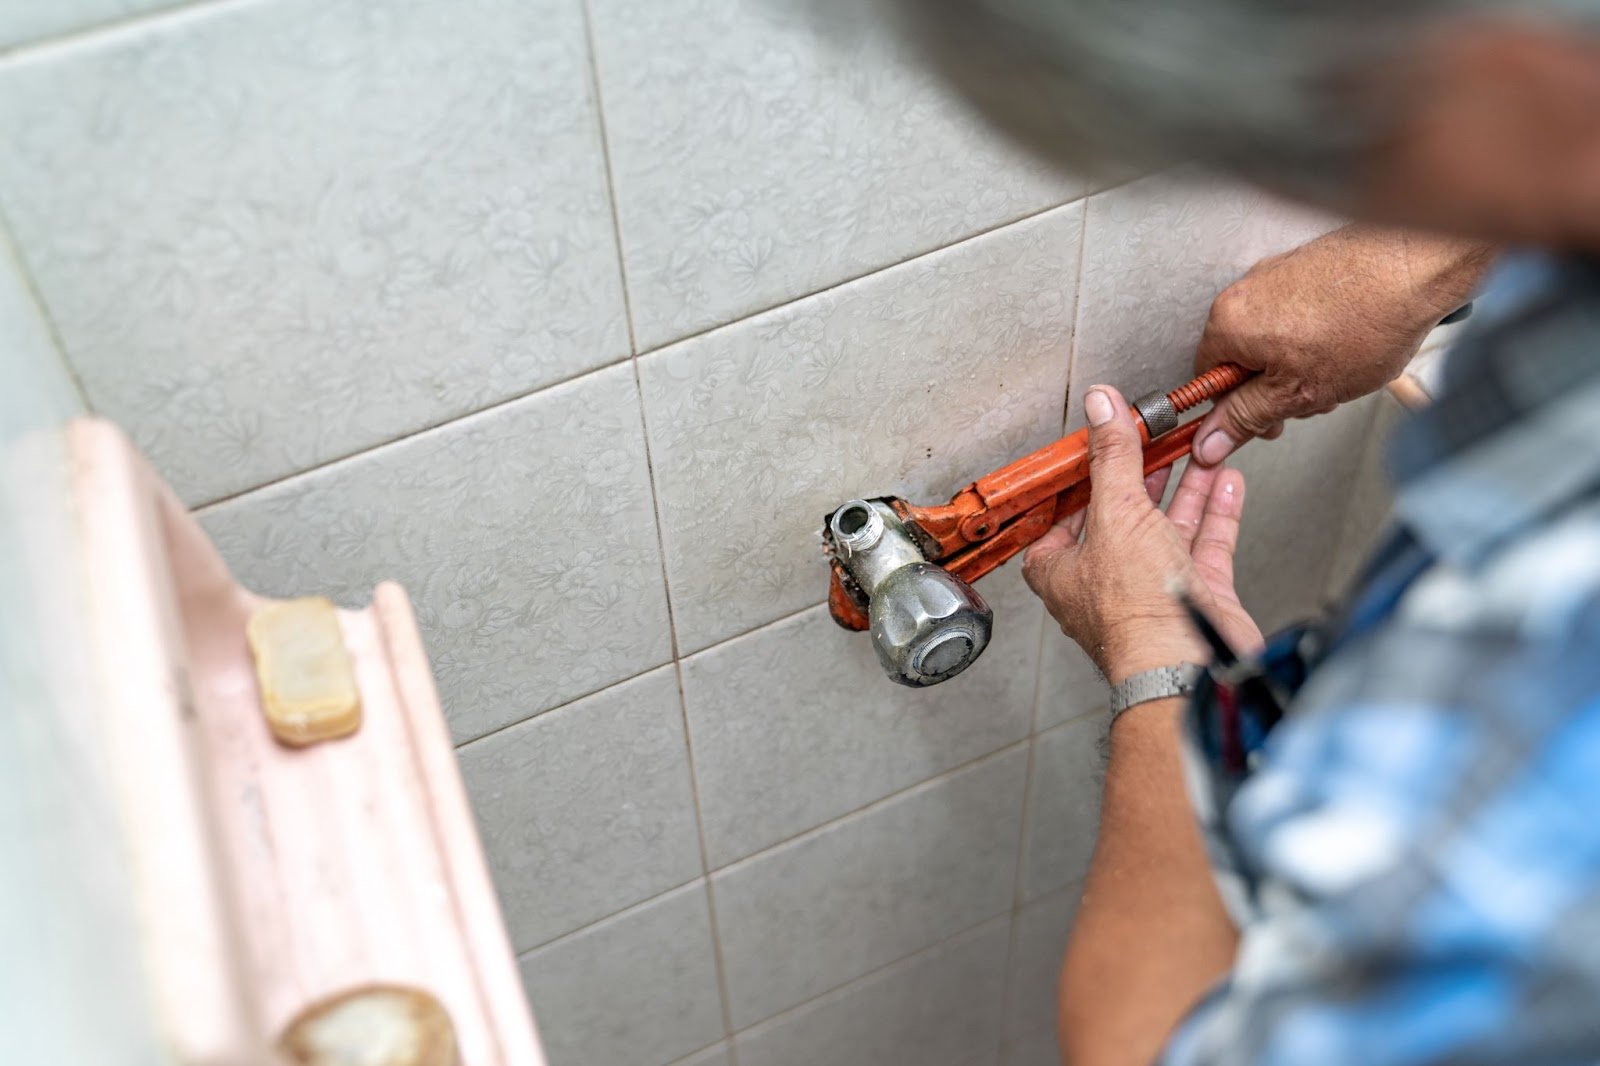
left=822, top=364, right=1249, bottom=686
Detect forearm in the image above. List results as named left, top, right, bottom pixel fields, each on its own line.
left=1058, top=701, right=1237, bottom=1066
left=1332, top=222, right=1497, bottom=324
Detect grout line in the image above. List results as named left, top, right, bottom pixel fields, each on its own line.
left=512, top=877, right=712, bottom=960
left=631, top=196, right=1088, bottom=363
left=996, top=628, right=1047, bottom=1061
left=517, top=903, right=1015, bottom=1047
left=707, top=739, right=1028, bottom=877
left=1000, top=876, right=1087, bottom=1065
left=452, top=661, right=677, bottom=752
left=184, top=192, right=1088, bottom=515
left=0, top=203, right=92, bottom=413
left=577, top=0, right=640, bottom=359
left=662, top=1039, right=733, bottom=1066
left=514, top=740, right=1032, bottom=961
left=0, top=0, right=247, bottom=62
left=683, top=664, right=743, bottom=1053
left=1027, top=606, right=1053, bottom=740
left=725, top=911, right=1014, bottom=1040
left=451, top=597, right=822, bottom=751
left=191, top=354, right=633, bottom=513
left=514, top=873, right=704, bottom=956
left=1060, top=193, right=1094, bottom=434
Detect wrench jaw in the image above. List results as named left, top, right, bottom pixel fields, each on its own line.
left=822, top=500, right=994, bottom=686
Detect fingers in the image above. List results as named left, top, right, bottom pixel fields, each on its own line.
left=1145, top=466, right=1173, bottom=505
left=1190, top=468, right=1247, bottom=586
left=1021, top=523, right=1076, bottom=600
left=1082, top=386, right=1149, bottom=514
left=1060, top=507, right=1087, bottom=542
left=1190, top=377, right=1294, bottom=466
left=1165, top=460, right=1220, bottom=548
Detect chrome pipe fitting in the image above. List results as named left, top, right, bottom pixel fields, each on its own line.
left=825, top=500, right=993, bottom=687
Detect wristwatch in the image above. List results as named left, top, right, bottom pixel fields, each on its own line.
left=1108, top=663, right=1205, bottom=719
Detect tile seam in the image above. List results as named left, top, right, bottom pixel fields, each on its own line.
left=451, top=596, right=823, bottom=752
left=577, top=0, right=640, bottom=359
left=0, top=201, right=91, bottom=412
left=191, top=197, right=1091, bottom=513
left=519, top=905, right=1013, bottom=1051
left=716, top=911, right=1013, bottom=1043
left=708, top=737, right=1030, bottom=878
left=513, top=739, right=1032, bottom=960
left=0, top=0, right=241, bottom=63
left=512, top=871, right=705, bottom=957
left=632, top=196, right=1088, bottom=361
left=1061, top=190, right=1094, bottom=433
left=191, top=353, right=635, bottom=512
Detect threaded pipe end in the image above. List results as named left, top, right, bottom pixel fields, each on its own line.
left=1168, top=363, right=1249, bottom=411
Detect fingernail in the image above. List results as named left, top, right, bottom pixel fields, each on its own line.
left=1198, top=431, right=1236, bottom=465
left=1085, top=388, right=1114, bottom=427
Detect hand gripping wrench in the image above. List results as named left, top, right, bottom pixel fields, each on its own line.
left=821, top=363, right=1248, bottom=686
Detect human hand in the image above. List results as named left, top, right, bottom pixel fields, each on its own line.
left=1022, top=386, right=1261, bottom=684
left=1190, top=224, right=1494, bottom=465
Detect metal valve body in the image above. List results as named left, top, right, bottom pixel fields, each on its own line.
left=825, top=500, right=992, bottom=686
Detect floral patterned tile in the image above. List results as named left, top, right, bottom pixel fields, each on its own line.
left=0, top=0, right=627, bottom=504
left=519, top=882, right=724, bottom=1066
left=588, top=0, right=1082, bottom=350
left=638, top=202, right=1085, bottom=654
left=200, top=363, right=671, bottom=744
left=733, top=918, right=1010, bottom=1066
left=680, top=560, right=1041, bottom=868
left=712, top=748, right=1026, bottom=1028
left=459, top=666, right=701, bottom=952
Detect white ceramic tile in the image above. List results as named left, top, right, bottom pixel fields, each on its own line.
left=668, top=1044, right=733, bottom=1066
left=588, top=0, right=1082, bottom=349
left=1002, top=1027, right=1060, bottom=1066
left=1322, top=393, right=1404, bottom=602
left=0, top=0, right=181, bottom=50
left=640, top=203, right=1084, bottom=653
left=1228, top=395, right=1382, bottom=633
left=201, top=363, right=671, bottom=743
left=1068, top=172, right=1342, bottom=432
left=0, top=235, right=80, bottom=436
left=1005, top=887, right=1081, bottom=1045
left=0, top=0, right=627, bottom=504
left=459, top=667, right=702, bottom=952
left=735, top=918, right=1010, bottom=1066
left=1034, top=624, right=1106, bottom=732
left=1020, top=716, right=1105, bottom=903
left=682, top=559, right=1040, bottom=867
left=519, top=883, right=725, bottom=1066
left=712, top=747, right=1027, bottom=1028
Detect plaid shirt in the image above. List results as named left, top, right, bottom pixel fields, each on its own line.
left=1164, top=255, right=1600, bottom=1065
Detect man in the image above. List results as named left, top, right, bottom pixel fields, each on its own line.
left=869, top=1, right=1600, bottom=1063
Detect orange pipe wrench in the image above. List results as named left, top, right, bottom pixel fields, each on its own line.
left=826, top=363, right=1250, bottom=631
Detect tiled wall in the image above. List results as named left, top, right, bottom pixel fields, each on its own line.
left=0, top=225, right=165, bottom=1060
left=0, top=3, right=1408, bottom=1065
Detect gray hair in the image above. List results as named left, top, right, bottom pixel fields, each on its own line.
left=866, top=0, right=1597, bottom=195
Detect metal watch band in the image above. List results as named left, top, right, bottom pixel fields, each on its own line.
left=1108, top=663, right=1204, bottom=718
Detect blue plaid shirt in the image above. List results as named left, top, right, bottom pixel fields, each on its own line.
left=1164, top=255, right=1600, bottom=1065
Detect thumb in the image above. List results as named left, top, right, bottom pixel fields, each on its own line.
left=1191, top=377, right=1287, bottom=466
left=1084, top=385, right=1146, bottom=504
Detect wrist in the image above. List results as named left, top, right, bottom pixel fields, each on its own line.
left=1344, top=223, right=1497, bottom=319
left=1100, top=634, right=1210, bottom=687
